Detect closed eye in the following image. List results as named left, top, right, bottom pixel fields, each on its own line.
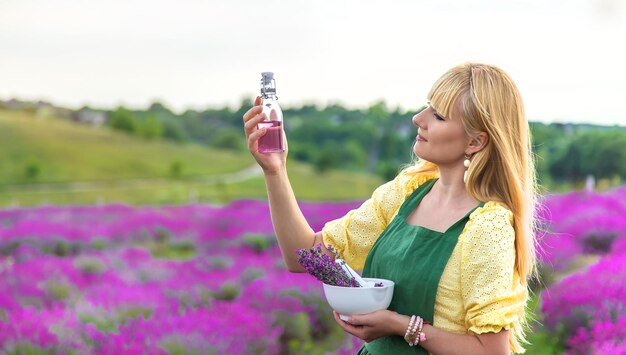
left=427, top=102, right=445, bottom=121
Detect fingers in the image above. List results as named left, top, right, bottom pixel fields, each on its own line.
left=243, top=105, right=262, bottom=123
left=333, top=311, right=378, bottom=343
left=243, top=97, right=269, bottom=139
left=242, top=96, right=263, bottom=122
left=333, top=311, right=349, bottom=328
left=269, top=108, right=278, bottom=121
left=332, top=311, right=362, bottom=326
left=244, top=112, right=266, bottom=135
left=247, top=126, right=266, bottom=152
left=334, top=311, right=355, bottom=328
left=346, top=315, right=362, bottom=326
left=333, top=311, right=363, bottom=338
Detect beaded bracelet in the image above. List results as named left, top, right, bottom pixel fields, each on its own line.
left=405, top=315, right=430, bottom=347
left=417, top=319, right=427, bottom=344
left=410, top=316, right=422, bottom=346
left=416, top=316, right=426, bottom=346
left=411, top=316, right=420, bottom=345
left=405, top=315, right=420, bottom=346
left=404, top=315, right=416, bottom=344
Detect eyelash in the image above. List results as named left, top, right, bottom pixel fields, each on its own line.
left=427, top=102, right=445, bottom=121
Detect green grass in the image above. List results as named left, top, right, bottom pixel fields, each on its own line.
left=0, top=109, right=251, bottom=183
left=524, top=292, right=565, bottom=354
left=215, top=164, right=383, bottom=202
left=4, top=343, right=58, bottom=355
left=0, top=109, right=383, bottom=206
left=522, top=254, right=602, bottom=354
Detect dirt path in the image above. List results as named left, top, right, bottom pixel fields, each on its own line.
left=0, top=165, right=264, bottom=194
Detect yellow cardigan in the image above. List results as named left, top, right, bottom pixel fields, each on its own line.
left=322, top=171, right=528, bottom=353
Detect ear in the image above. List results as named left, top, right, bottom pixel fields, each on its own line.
left=466, top=131, right=488, bottom=155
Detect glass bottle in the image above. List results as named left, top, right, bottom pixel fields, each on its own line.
left=257, top=72, right=285, bottom=153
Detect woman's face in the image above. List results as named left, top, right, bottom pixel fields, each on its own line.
left=412, top=103, right=470, bottom=167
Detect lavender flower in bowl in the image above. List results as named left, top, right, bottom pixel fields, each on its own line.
left=296, top=244, right=361, bottom=287
left=297, top=244, right=395, bottom=321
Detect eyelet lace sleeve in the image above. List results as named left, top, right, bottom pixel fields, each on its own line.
left=321, top=171, right=436, bottom=270
left=460, top=202, right=528, bottom=352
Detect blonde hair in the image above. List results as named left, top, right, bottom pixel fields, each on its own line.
left=406, top=63, right=538, bottom=284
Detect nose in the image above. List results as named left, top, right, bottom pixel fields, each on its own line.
left=412, top=110, right=424, bottom=128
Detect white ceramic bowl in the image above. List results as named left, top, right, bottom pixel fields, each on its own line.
left=322, top=277, right=395, bottom=321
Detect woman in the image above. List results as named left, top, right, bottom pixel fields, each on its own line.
left=243, top=63, right=536, bottom=354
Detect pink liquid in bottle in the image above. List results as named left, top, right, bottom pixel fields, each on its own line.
left=258, top=120, right=284, bottom=153
left=258, top=72, right=284, bottom=154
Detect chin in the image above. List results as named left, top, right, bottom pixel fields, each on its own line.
left=413, top=149, right=432, bottom=164
left=413, top=144, right=424, bottom=160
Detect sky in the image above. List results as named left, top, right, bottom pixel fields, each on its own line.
left=1, top=0, right=625, bottom=125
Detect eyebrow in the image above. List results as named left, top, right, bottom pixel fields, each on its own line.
left=427, top=102, right=444, bottom=117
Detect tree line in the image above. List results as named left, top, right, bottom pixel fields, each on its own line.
left=102, top=100, right=626, bottom=187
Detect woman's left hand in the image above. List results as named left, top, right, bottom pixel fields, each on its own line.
left=332, top=309, right=401, bottom=343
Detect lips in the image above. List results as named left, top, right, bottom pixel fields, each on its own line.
left=417, top=134, right=427, bottom=142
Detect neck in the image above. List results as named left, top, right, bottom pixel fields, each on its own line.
left=432, top=163, right=475, bottom=206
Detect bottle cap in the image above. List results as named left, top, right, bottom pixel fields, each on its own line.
left=261, top=72, right=274, bottom=84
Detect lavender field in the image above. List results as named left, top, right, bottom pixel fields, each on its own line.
left=1, top=187, right=626, bottom=354
left=537, top=187, right=626, bottom=354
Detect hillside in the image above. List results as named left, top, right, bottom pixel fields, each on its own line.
left=0, top=109, right=383, bottom=206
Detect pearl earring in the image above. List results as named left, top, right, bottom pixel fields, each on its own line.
left=463, top=154, right=471, bottom=184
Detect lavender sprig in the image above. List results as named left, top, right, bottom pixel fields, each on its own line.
left=296, top=244, right=360, bottom=287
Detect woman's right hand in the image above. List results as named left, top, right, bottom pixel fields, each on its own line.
left=242, top=96, right=288, bottom=175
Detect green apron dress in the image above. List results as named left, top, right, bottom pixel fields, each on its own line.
left=356, top=178, right=483, bottom=354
